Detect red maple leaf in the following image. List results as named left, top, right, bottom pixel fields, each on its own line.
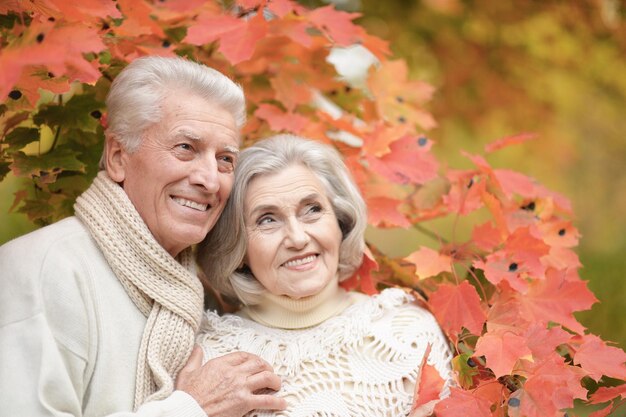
left=254, top=103, right=308, bottom=134
left=428, top=281, right=487, bottom=337
left=306, top=5, right=361, bottom=46
left=366, top=196, right=411, bottom=228
left=411, top=344, right=445, bottom=413
left=404, top=246, right=452, bottom=280
left=366, top=135, right=439, bottom=186
left=185, top=13, right=267, bottom=64
left=573, top=334, right=626, bottom=381
left=511, top=356, right=587, bottom=417
left=590, top=384, right=626, bottom=404
left=519, top=268, right=597, bottom=334
left=484, top=132, right=537, bottom=153
left=433, top=387, right=492, bottom=417
left=524, top=323, right=571, bottom=361
left=340, top=246, right=378, bottom=295
left=475, top=330, right=532, bottom=378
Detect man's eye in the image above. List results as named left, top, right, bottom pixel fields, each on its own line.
left=176, top=143, right=194, bottom=151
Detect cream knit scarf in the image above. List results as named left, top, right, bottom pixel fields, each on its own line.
left=74, top=171, right=204, bottom=409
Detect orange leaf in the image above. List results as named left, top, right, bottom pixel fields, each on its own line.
left=404, top=246, right=452, bottom=280
left=474, top=330, right=531, bottom=378
left=519, top=269, right=597, bottom=334
left=185, top=13, right=268, bottom=65
left=590, top=384, right=626, bottom=404
left=412, top=344, right=445, bottom=411
left=367, top=135, right=439, bottom=186
left=307, top=5, right=361, bottom=46
left=484, top=132, right=537, bottom=153
left=433, top=387, right=492, bottom=417
left=366, top=196, right=411, bottom=228
left=254, top=103, right=308, bottom=134
left=429, top=281, right=486, bottom=336
left=573, top=334, right=626, bottom=381
left=340, top=246, right=378, bottom=295
left=116, top=0, right=165, bottom=37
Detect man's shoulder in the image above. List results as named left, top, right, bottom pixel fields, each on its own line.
left=0, top=217, right=90, bottom=257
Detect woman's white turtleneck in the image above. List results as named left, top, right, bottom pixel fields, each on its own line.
left=238, top=279, right=361, bottom=329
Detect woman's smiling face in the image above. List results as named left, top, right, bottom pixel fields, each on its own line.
left=243, top=164, right=343, bottom=299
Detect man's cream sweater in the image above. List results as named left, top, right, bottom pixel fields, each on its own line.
left=0, top=217, right=204, bottom=416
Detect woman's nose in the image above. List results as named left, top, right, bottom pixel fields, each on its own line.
left=284, top=219, right=310, bottom=249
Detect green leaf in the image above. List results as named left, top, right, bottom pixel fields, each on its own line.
left=164, top=26, right=188, bottom=43
left=17, top=198, right=54, bottom=222
left=10, top=147, right=86, bottom=181
left=452, top=353, right=480, bottom=389
left=33, top=93, right=104, bottom=132
left=0, top=160, right=10, bottom=181
left=4, top=127, right=40, bottom=152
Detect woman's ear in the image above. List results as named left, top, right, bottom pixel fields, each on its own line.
left=104, top=134, right=127, bottom=183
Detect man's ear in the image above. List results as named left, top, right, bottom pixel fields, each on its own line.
left=104, top=134, right=127, bottom=183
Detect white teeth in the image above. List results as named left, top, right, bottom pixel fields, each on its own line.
left=172, top=197, right=208, bottom=211
left=284, top=255, right=316, bottom=268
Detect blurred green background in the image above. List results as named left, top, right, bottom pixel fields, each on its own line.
left=1, top=0, right=624, bottom=354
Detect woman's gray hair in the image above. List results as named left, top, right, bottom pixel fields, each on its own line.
left=100, top=56, right=245, bottom=169
left=198, top=134, right=367, bottom=305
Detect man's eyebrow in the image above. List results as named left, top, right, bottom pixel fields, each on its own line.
left=224, top=145, right=240, bottom=154
left=175, top=130, right=240, bottom=153
left=175, top=130, right=201, bottom=141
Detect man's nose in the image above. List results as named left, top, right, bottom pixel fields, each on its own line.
left=285, top=218, right=310, bottom=249
left=189, top=158, right=220, bottom=193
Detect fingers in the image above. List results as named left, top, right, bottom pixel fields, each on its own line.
left=247, top=370, right=282, bottom=392
left=217, top=352, right=274, bottom=376
left=248, top=394, right=288, bottom=411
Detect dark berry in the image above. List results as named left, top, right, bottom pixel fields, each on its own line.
left=90, top=110, right=102, bottom=119
left=418, top=136, right=427, bottom=146
left=8, top=90, right=22, bottom=100
left=48, top=72, right=54, bottom=78
left=558, top=228, right=566, bottom=236
left=467, top=357, right=477, bottom=367
left=397, top=116, right=406, bottom=123
left=467, top=178, right=474, bottom=188
left=162, top=40, right=171, bottom=48
left=521, top=201, right=535, bottom=211
left=508, top=397, right=520, bottom=407
left=36, top=33, right=44, bottom=43
left=102, top=23, right=110, bottom=30
left=508, top=263, right=518, bottom=272
left=396, top=96, right=404, bottom=103
left=48, top=17, right=55, bottom=22
left=344, top=86, right=352, bottom=93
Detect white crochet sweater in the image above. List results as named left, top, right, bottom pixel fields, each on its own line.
left=198, top=287, right=454, bottom=417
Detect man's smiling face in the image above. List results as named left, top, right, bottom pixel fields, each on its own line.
left=108, top=93, right=239, bottom=257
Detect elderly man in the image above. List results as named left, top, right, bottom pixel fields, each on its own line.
left=0, top=57, right=286, bottom=416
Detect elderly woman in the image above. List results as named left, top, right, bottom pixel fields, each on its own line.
left=197, top=134, right=453, bottom=416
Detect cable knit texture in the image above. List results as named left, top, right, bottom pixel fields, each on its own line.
left=198, top=288, right=454, bottom=417
left=74, top=171, right=204, bottom=409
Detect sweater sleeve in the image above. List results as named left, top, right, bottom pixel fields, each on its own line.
left=0, top=225, right=206, bottom=417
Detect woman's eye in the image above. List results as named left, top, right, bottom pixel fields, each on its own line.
left=257, top=215, right=275, bottom=226
left=306, top=204, right=322, bottom=214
